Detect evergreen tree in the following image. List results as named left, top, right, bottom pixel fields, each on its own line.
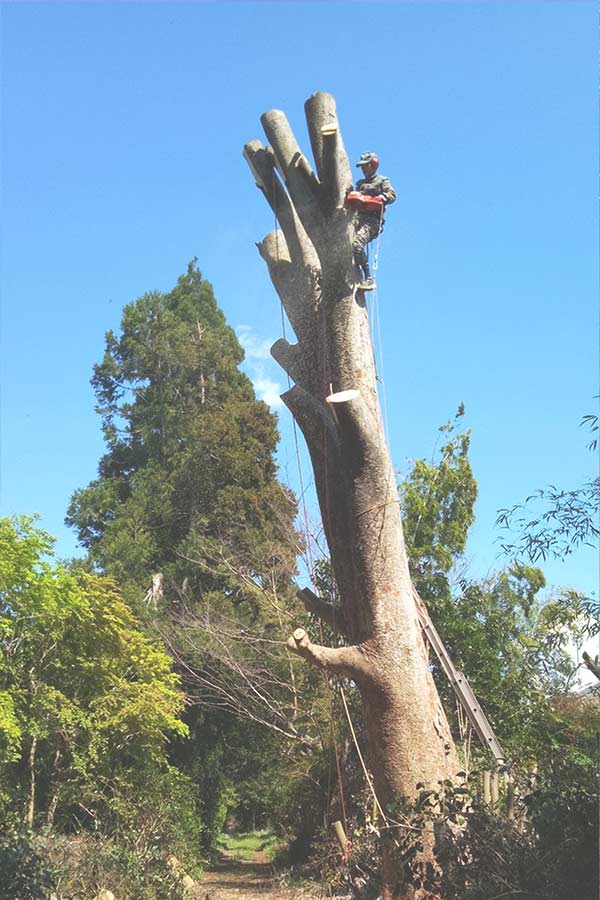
left=67, top=260, right=298, bottom=605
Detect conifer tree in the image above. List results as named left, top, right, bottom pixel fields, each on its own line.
left=67, top=260, right=298, bottom=604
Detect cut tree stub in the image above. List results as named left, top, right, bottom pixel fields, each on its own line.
left=326, top=388, right=360, bottom=404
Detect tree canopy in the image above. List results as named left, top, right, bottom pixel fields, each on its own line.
left=66, top=260, right=298, bottom=605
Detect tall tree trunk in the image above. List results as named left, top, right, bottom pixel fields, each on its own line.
left=25, top=735, right=37, bottom=828
left=46, top=748, right=62, bottom=830
left=244, top=93, right=458, bottom=899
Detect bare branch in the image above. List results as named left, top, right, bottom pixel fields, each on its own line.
left=286, top=628, right=368, bottom=680
left=304, top=92, right=353, bottom=210
left=243, top=140, right=315, bottom=269
left=297, top=587, right=347, bottom=636
left=160, top=621, right=314, bottom=745
left=582, top=651, right=600, bottom=681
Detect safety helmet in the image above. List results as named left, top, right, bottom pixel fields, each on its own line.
left=355, top=151, right=379, bottom=170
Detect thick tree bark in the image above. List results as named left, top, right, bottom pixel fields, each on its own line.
left=244, top=93, right=457, bottom=899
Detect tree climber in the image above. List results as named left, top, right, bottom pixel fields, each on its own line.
left=345, top=151, right=396, bottom=292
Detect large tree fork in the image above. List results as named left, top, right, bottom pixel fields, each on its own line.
left=244, top=93, right=458, bottom=899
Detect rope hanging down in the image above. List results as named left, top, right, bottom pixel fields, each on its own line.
left=366, top=207, right=391, bottom=450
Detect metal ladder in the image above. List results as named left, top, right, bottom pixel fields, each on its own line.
left=412, top=586, right=506, bottom=765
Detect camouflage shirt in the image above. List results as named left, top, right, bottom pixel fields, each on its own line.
left=355, top=172, right=397, bottom=213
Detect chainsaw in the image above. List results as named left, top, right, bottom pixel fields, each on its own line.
left=344, top=191, right=384, bottom=214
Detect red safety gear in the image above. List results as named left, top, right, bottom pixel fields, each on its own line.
left=344, top=191, right=384, bottom=214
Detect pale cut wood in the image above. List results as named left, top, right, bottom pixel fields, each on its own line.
left=326, top=388, right=360, bottom=403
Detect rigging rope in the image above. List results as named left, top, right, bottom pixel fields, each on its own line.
left=368, top=207, right=391, bottom=450
left=340, top=686, right=388, bottom=827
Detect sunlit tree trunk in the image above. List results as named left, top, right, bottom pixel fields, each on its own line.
left=244, top=93, right=458, bottom=898
left=25, top=735, right=37, bottom=827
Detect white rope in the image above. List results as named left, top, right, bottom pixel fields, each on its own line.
left=368, top=207, right=391, bottom=450
left=340, top=686, right=389, bottom=827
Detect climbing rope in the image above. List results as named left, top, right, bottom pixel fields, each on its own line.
left=340, top=686, right=387, bottom=827
left=368, top=206, right=391, bottom=450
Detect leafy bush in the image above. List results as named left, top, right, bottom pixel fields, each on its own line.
left=0, top=827, right=58, bottom=900
left=312, top=774, right=599, bottom=900
left=48, top=833, right=186, bottom=900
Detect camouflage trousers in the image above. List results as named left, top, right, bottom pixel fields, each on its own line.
left=351, top=216, right=382, bottom=277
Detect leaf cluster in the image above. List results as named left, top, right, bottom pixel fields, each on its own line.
left=0, top=516, right=189, bottom=837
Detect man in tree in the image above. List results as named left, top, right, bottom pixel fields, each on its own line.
left=349, top=151, right=396, bottom=291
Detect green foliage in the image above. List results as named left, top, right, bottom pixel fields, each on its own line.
left=0, top=828, right=58, bottom=900
left=316, top=762, right=599, bottom=900
left=398, top=412, right=596, bottom=760
left=66, top=260, right=297, bottom=605
left=0, top=515, right=196, bottom=878
left=302, top=411, right=597, bottom=896
left=400, top=406, right=477, bottom=619
left=0, top=824, right=191, bottom=900
left=220, top=829, right=279, bottom=862
left=64, top=262, right=306, bottom=854
left=35, top=765, right=203, bottom=899
left=496, top=405, right=599, bottom=562
left=193, top=742, right=238, bottom=852
left=497, top=479, right=600, bottom=562
left=0, top=689, right=21, bottom=764
left=390, top=411, right=599, bottom=893
left=434, top=566, right=591, bottom=755
left=48, top=833, right=186, bottom=900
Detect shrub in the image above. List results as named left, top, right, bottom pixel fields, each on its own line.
left=0, top=827, right=58, bottom=900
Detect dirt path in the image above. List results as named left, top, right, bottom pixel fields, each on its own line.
left=198, top=849, right=325, bottom=899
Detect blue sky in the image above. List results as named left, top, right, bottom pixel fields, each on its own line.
left=1, top=1, right=597, bottom=603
